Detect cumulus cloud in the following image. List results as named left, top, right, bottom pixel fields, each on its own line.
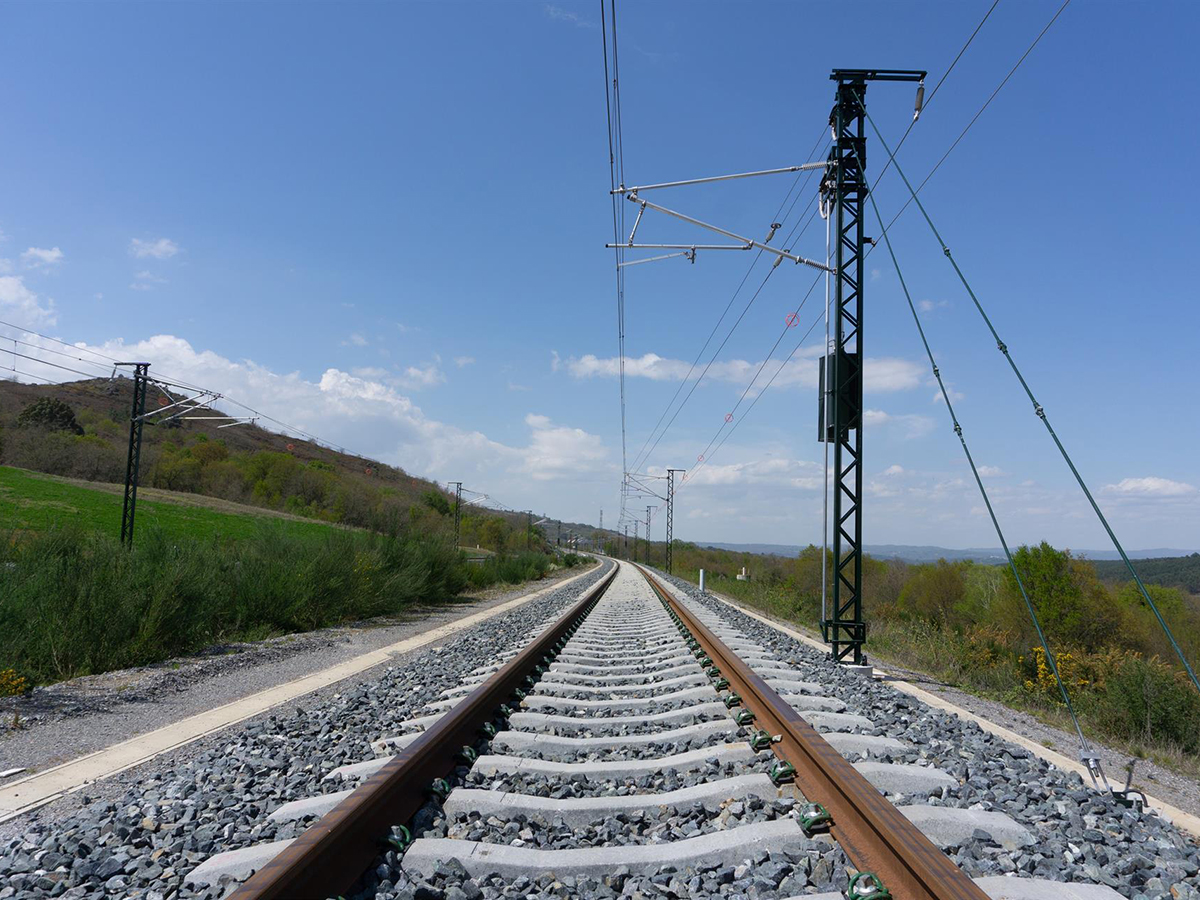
left=398, top=362, right=445, bottom=389
left=1103, top=477, right=1196, bottom=497
left=21, top=246, right=63, bottom=268
left=342, top=333, right=368, bottom=347
left=521, top=413, right=608, bottom=480
left=0, top=275, right=56, bottom=325
left=977, top=465, right=1006, bottom=477
left=129, top=237, right=180, bottom=259
left=454, top=356, right=476, bottom=368
left=863, top=408, right=934, bottom=439
left=6, top=332, right=610, bottom=494
left=560, top=352, right=923, bottom=393
left=130, top=270, right=167, bottom=291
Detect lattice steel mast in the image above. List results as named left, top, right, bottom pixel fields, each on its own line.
left=818, top=68, right=924, bottom=666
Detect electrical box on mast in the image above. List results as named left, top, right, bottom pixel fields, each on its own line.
left=817, top=349, right=861, bottom=443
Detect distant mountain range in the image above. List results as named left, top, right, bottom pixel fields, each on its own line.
left=699, top=542, right=1199, bottom=564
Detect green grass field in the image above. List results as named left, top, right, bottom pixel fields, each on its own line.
left=0, top=466, right=339, bottom=542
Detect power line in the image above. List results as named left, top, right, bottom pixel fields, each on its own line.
left=867, top=0, right=1071, bottom=259
left=638, top=1, right=1012, bottom=496
left=627, top=130, right=829, bottom=475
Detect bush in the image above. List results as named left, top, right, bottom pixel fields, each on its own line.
left=0, top=524, right=469, bottom=684
left=1088, top=654, right=1200, bottom=754
left=16, top=398, right=84, bottom=435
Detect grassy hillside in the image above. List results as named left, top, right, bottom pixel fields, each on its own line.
left=0, top=466, right=339, bottom=542
left=0, top=379, right=546, bottom=551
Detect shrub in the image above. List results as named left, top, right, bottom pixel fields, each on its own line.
left=16, top=398, right=84, bottom=435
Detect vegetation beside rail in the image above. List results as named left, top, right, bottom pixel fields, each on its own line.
left=0, top=523, right=586, bottom=687
left=0, top=463, right=588, bottom=687
left=661, top=542, right=1200, bottom=773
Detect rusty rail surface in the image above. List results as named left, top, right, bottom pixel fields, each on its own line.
left=231, top=561, right=618, bottom=900
left=634, top=563, right=990, bottom=900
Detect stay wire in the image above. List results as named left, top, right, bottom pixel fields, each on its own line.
left=854, top=140, right=1102, bottom=781
left=859, top=94, right=1199, bottom=696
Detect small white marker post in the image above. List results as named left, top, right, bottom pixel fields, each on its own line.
left=699, top=569, right=706, bottom=593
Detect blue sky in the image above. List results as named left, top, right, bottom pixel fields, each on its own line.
left=2, top=1, right=1198, bottom=551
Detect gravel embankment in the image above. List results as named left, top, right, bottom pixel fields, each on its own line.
left=657, top=569, right=1200, bottom=900
left=0, top=562, right=612, bottom=900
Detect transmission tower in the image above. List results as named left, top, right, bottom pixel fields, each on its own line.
left=118, top=362, right=150, bottom=546
left=449, top=482, right=463, bottom=547
left=633, top=520, right=639, bottom=562
left=665, top=469, right=683, bottom=574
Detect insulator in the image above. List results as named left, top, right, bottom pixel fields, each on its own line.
left=913, top=81, right=925, bottom=122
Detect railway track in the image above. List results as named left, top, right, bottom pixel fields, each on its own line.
left=170, top=558, right=1154, bottom=900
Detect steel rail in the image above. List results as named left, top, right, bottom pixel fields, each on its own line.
left=231, top=561, right=618, bottom=900
left=633, top=564, right=990, bottom=900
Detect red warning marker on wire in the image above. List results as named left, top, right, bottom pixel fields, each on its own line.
left=697, top=454, right=704, bottom=462
left=725, top=413, right=733, bottom=423
left=158, top=397, right=168, bottom=406
left=785, top=311, right=799, bottom=327
left=286, top=443, right=295, bottom=452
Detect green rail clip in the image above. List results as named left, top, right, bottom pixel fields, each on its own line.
left=713, top=677, right=730, bottom=691
left=749, top=730, right=776, bottom=751
left=769, top=760, right=796, bottom=785
left=427, top=778, right=450, bottom=801
left=848, top=871, right=891, bottom=900
left=734, top=709, right=756, bottom=726
left=799, top=802, right=833, bottom=835
left=457, top=746, right=477, bottom=764
left=723, top=693, right=742, bottom=709
left=478, top=722, right=497, bottom=739
left=385, top=824, right=412, bottom=852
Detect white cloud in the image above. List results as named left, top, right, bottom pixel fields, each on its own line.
left=863, top=408, right=935, bottom=439
left=342, top=333, right=369, bottom=347
left=0, top=275, right=56, bottom=325
left=8, top=332, right=610, bottom=493
left=129, top=237, right=180, bottom=259
left=0, top=259, right=11, bottom=274
left=881, top=464, right=905, bottom=476
left=130, top=270, right=167, bottom=291
left=918, top=299, right=950, bottom=313
left=351, top=366, right=389, bottom=379
left=507, top=382, right=530, bottom=392
left=454, top=356, right=476, bottom=368
left=977, top=465, right=1006, bottom=478
left=398, top=362, right=445, bottom=390
left=21, top=246, right=63, bottom=268
left=1103, top=477, right=1196, bottom=498
left=521, top=413, right=608, bottom=480
left=544, top=4, right=597, bottom=28
left=561, top=352, right=922, bottom=393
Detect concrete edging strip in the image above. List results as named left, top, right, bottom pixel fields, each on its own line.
left=0, top=562, right=602, bottom=824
